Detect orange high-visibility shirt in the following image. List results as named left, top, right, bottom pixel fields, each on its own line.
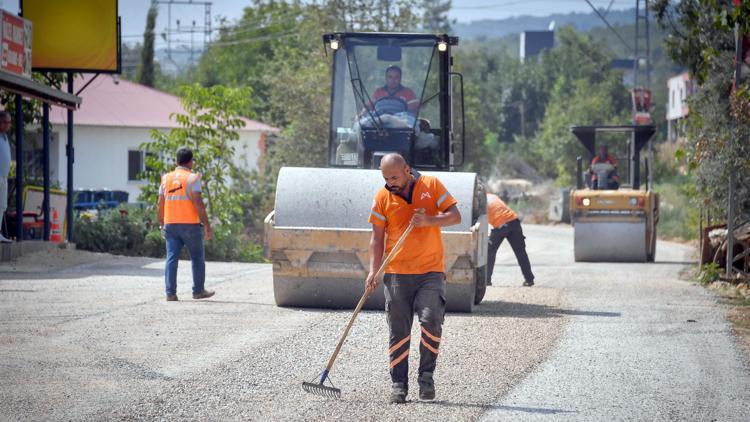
left=486, top=193, right=517, bottom=229
left=369, top=171, right=457, bottom=275
left=160, top=167, right=201, bottom=224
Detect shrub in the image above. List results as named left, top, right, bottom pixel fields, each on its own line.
left=74, top=207, right=264, bottom=262
left=698, top=262, right=722, bottom=285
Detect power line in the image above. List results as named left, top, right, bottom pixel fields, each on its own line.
left=584, top=0, right=633, bottom=52
left=453, top=0, right=631, bottom=9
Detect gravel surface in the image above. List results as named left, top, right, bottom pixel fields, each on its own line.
left=483, top=225, right=750, bottom=421
left=1, top=225, right=748, bottom=421
left=0, top=235, right=564, bottom=421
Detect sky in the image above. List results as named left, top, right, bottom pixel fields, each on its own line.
left=0, top=0, right=636, bottom=48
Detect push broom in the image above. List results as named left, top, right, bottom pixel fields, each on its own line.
left=302, top=219, right=417, bottom=398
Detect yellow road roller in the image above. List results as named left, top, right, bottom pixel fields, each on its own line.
left=264, top=32, right=489, bottom=312
left=569, top=125, right=659, bottom=262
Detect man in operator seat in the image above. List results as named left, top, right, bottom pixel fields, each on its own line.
left=370, top=65, right=420, bottom=116
left=590, top=145, right=620, bottom=190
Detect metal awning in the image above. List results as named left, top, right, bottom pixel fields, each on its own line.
left=570, top=125, right=656, bottom=157
left=0, top=69, right=81, bottom=109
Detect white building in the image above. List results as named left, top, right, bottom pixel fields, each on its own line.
left=27, top=75, right=275, bottom=203
left=666, top=71, right=693, bottom=143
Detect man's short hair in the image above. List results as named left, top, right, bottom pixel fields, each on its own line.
left=176, top=148, right=193, bottom=165
left=385, top=65, right=402, bottom=76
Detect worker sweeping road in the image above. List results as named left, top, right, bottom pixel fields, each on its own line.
left=486, top=193, right=535, bottom=287
left=365, top=153, right=461, bottom=404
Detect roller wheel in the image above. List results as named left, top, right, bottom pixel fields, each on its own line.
left=474, top=266, right=487, bottom=305
left=647, top=225, right=657, bottom=262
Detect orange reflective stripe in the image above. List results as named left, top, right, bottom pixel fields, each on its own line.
left=388, top=335, right=411, bottom=355
left=421, top=338, right=439, bottom=355
left=389, top=349, right=409, bottom=368
left=421, top=326, right=441, bottom=343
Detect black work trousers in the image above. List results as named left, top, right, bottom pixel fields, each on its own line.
left=383, top=272, right=446, bottom=385
left=487, top=218, right=535, bottom=284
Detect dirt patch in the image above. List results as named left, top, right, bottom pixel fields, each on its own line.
left=727, top=298, right=750, bottom=364
left=678, top=263, right=750, bottom=367
left=708, top=280, right=750, bottom=367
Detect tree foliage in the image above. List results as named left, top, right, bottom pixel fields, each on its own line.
left=421, top=0, right=453, bottom=33
left=456, top=27, right=630, bottom=182
left=653, top=0, right=750, bottom=224
left=138, top=4, right=158, bottom=87
left=140, top=84, right=252, bottom=237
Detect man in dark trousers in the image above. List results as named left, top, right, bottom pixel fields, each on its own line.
left=365, top=153, right=461, bottom=404
left=158, top=147, right=214, bottom=302
left=486, top=192, right=535, bottom=287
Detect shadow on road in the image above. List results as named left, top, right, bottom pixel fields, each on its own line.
left=488, top=404, right=578, bottom=415
left=418, top=400, right=577, bottom=415
left=0, top=257, right=164, bottom=280
left=469, top=300, right=621, bottom=319
left=653, top=260, right=696, bottom=266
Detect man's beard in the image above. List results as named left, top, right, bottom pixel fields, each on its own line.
left=387, top=184, right=403, bottom=193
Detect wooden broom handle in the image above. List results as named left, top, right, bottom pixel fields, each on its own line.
left=324, top=220, right=417, bottom=371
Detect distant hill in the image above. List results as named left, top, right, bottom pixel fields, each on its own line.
left=453, top=8, right=636, bottom=39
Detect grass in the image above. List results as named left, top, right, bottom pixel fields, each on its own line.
left=653, top=176, right=699, bottom=241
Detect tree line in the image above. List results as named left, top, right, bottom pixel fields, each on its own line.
left=130, top=0, right=747, bottom=245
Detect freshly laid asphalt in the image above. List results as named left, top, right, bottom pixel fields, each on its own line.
left=1, top=224, right=748, bottom=421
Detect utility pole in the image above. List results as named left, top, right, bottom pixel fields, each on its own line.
left=633, top=0, right=653, bottom=190
left=727, top=20, right=743, bottom=277
left=154, top=1, right=213, bottom=69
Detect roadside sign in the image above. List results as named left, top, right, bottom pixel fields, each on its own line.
left=0, top=9, right=32, bottom=78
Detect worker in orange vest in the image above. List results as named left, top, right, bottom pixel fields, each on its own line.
left=486, top=193, right=535, bottom=287
left=158, top=147, right=214, bottom=302
left=366, top=153, right=461, bottom=404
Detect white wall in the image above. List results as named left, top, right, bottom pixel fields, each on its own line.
left=667, top=74, right=690, bottom=121
left=51, top=125, right=263, bottom=203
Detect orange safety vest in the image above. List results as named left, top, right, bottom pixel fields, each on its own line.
left=162, top=168, right=201, bottom=224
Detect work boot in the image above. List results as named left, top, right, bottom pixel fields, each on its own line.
left=166, top=295, right=178, bottom=302
left=192, top=290, right=215, bottom=299
left=522, top=280, right=534, bottom=287
left=389, top=382, right=408, bottom=404
left=418, top=372, right=435, bottom=400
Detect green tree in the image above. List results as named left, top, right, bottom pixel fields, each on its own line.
left=421, top=0, right=453, bottom=33
left=140, top=84, right=252, bottom=236
left=652, top=0, right=750, bottom=224
left=138, top=4, right=158, bottom=87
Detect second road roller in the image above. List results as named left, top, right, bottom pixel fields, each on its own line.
left=569, top=125, right=660, bottom=262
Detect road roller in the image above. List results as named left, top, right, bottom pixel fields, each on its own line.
left=264, top=32, right=489, bottom=312
left=569, top=125, right=659, bottom=262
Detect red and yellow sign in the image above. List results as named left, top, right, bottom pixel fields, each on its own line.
left=0, top=10, right=32, bottom=78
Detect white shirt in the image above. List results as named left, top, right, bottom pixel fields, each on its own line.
left=0, top=133, right=11, bottom=178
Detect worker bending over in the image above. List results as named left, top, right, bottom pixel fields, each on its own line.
left=486, top=193, right=535, bottom=287
left=366, top=153, right=461, bottom=404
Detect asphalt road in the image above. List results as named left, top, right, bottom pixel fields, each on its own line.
left=1, top=224, right=748, bottom=421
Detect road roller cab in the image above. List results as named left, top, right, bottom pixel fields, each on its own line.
left=324, top=32, right=463, bottom=170
left=264, top=32, right=488, bottom=312
left=569, top=125, right=660, bottom=262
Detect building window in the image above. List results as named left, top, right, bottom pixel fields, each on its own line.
left=128, top=150, right=145, bottom=181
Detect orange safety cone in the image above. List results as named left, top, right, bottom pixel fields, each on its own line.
left=50, top=208, right=62, bottom=243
